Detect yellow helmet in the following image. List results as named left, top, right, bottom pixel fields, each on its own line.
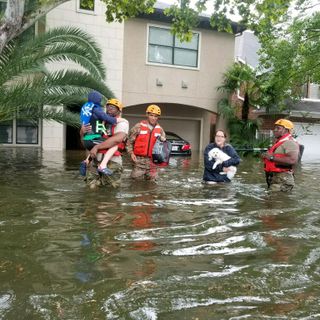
left=146, top=104, right=161, bottom=116
left=107, top=98, right=123, bottom=111
left=275, top=119, right=294, bottom=130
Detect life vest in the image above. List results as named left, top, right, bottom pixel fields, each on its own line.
left=133, top=121, right=162, bottom=158
left=98, top=120, right=125, bottom=156
left=264, top=133, right=298, bottom=172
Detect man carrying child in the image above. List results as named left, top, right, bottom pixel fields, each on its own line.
left=80, top=96, right=129, bottom=188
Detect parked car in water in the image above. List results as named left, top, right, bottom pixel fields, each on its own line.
left=166, top=131, right=192, bottom=156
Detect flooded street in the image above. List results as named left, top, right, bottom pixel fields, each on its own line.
left=1, top=147, right=320, bottom=319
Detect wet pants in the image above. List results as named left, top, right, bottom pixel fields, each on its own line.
left=265, top=171, right=295, bottom=192
left=85, top=159, right=123, bottom=189
left=131, top=156, right=158, bottom=181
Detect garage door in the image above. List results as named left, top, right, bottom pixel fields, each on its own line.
left=295, top=123, right=320, bottom=161
left=125, top=116, right=201, bottom=151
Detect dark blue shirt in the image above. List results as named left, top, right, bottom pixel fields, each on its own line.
left=203, top=143, right=240, bottom=182
left=90, top=105, right=117, bottom=134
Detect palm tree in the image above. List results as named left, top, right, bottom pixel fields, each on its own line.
left=0, top=26, right=114, bottom=126
left=218, top=62, right=261, bottom=119
left=217, top=62, right=264, bottom=149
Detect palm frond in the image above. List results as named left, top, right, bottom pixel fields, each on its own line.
left=44, top=70, right=114, bottom=98
left=0, top=26, right=113, bottom=126
left=40, top=108, right=80, bottom=127
left=217, top=98, right=236, bottom=119
left=0, top=104, right=80, bottom=127
left=36, top=27, right=103, bottom=61
left=0, top=26, right=106, bottom=86
left=2, top=71, right=114, bottom=109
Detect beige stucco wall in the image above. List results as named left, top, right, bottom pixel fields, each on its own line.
left=46, top=0, right=124, bottom=98
left=122, top=19, right=234, bottom=112
left=122, top=19, right=235, bottom=149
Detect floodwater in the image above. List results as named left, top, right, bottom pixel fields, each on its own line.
left=1, top=147, right=320, bottom=319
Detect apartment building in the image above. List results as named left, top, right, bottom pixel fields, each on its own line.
left=1, top=0, right=241, bottom=151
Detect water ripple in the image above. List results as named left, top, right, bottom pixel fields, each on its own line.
left=115, top=219, right=231, bottom=241
left=163, top=235, right=253, bottom=256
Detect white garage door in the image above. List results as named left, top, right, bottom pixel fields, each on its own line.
left=295, top=123, right=320, bottom=162
left=125, top=116, right=201, bottom=151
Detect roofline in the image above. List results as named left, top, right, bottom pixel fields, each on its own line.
left=137, top=7, right=246, bottom=35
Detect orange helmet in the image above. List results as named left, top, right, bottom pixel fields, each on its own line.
left=275, top=119, right=294, bottom=130
left=107, top=98, right=123, bottom=111
left=146, top=104, right=161, bottom=116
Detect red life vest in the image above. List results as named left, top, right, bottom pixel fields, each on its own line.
left=133, top=121, right=162, bottom=158
left=99, top=121, right=125, bottom=156
left=264, top=133, right=297, bottom=172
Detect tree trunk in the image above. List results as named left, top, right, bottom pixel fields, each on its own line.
left=0, top=0, right=25, bottom=53
left=241, top=92, right=250, bottom=121
left=0, top=0, right=69, bottom=54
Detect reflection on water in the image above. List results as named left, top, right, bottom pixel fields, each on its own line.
left=1, top=147, right=320, bottom=319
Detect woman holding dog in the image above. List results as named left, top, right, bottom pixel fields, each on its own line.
left=203, top=130, right=240, bottom=184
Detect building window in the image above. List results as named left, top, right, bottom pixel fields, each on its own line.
left=77, top=0, right=95, bottom=12
left=0, top=119, right=39, bottom=145
left=148, top=26, right=199, bottom=68
left=0, top=120, right=13, bottom=144
left=16, top=120, right=39, bottom=144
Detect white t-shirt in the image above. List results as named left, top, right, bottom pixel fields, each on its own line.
left=111, top=119, right=129, bottom=164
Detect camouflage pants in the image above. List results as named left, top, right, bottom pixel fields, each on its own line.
left=266, top=171, right=295, bottom=192
left=131, top=156, right=158, bottom=181
left=85, top=159, right=123, bottom=189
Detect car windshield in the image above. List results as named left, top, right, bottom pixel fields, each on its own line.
left=166, top=132, right=182, bottom=140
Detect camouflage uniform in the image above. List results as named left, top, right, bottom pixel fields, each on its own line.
left=265, top=139, right=298, bottom=192
left=266, top=171, right=295, bottom=192
left=127, top=122, right=165, bottom=181
left=130, top=156, right=158, bottom=180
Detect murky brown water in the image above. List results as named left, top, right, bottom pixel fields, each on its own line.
left=1, top=147, right=320, bottom=319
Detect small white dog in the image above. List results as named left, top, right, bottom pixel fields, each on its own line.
left=207, top=147, right=237, bottom=180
